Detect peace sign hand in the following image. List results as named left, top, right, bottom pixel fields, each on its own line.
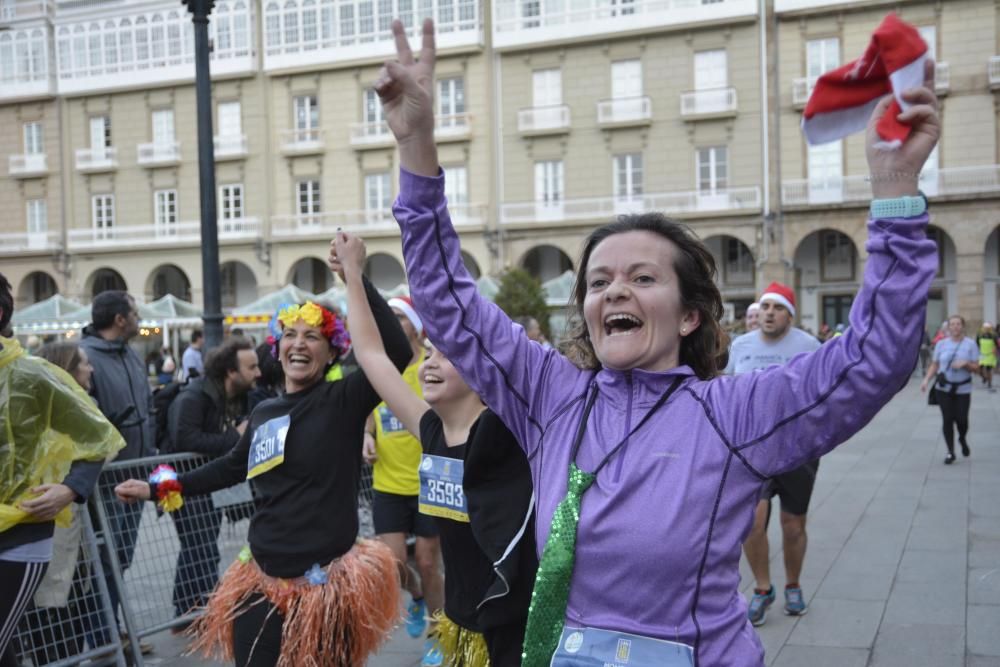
left=375, top=18, right=438, bottom=176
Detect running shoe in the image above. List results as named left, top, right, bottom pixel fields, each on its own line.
left=784, top=586, right=808, bottom=616
left=747, top=586, right=775, bottom=626
left=405, top=598, right=427, bottom=638
left=960, top=438, right=971, bottom=457
left=421, top=639, right=443, bottom=667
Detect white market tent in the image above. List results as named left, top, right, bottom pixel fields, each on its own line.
left=10, top=295, right=85, bottom=335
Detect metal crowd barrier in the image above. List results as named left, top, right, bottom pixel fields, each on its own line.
left=13, top=452, right=378, bottom=666
left=11, top=509, right=127, bottom=667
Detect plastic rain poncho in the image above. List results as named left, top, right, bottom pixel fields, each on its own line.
left=0, top=337, right=125, bottom=532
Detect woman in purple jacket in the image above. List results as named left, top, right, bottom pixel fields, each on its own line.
left=377, top=19, right=940, bottom=667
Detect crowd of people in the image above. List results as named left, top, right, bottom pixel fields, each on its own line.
left=0, top=13, right=986, bottom=667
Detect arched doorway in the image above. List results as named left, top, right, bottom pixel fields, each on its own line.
left=88, top=268, right=127, bottom=298
left=926, top=225, right=957, bottom=332
left=792, top=229, right=859, bottom=333
left=364, top=253, right=406, bottom=291
left=985, top=225, right=1000, bottom=326
left=287, top=257, right=333, bottom=294
left=461, top=251, right=482, bottom=280
left=148, top=264, right=192, bottom=302
left=520, top=245, right=573, bottom=283
left=704, top=235, right=756, bottom=323
left=17, top=271, right=58, bottom=307
left=220, top=260, right=258, bottom=309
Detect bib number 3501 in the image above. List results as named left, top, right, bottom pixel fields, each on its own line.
left=418, top=455, right=468, bottom=522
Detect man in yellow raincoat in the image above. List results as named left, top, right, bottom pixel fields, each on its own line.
left=0, top=272, right=124, bottom=665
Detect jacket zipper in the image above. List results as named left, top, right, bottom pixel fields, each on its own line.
left=612, top=370, right=634, bottom=482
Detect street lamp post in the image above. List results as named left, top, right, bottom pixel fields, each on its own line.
left=183, top=0, right=223, bottom=351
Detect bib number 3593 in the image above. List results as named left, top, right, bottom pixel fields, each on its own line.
left=418, top=455, right=468, bottom=522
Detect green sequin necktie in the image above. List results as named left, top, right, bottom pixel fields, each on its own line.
left=521, top=461, right=595, bottom=667
left=520, top=376, right=684, bottom=666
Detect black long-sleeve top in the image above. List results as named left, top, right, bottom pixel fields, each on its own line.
left=166, top=279, right=410, bottom=578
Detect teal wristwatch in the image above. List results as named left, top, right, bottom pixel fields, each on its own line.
left=870, top=192, right=928, bottom=219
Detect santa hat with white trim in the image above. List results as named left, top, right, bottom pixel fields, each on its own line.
left=802, top=13, right=928, bottom=150
left=387, top=296, right=423, bottom=336
left=759, top=282, right=796, bottom=317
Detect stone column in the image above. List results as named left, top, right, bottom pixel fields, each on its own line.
left=956, top=253, right=984, bottom=328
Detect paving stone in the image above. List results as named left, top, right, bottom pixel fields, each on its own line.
left=771, top=645, right=869, bottom=667
left=785, top=598, right=884, bottom=648
left=968, top=605, right=1000, bottom=656
left=969, top=568, right=1000, bottom=605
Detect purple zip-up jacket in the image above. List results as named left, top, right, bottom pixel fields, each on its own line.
left=394, top=169, right=936, bottom=666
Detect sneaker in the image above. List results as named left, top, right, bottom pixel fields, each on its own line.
left=747, top=586, right=775, bottom=626
left=960, top=438, right=971, bottom=457
left=405, top=598, right=427, bottom=638
left=421, top=639, right=443, bottom=667
left=783, top=586, right=808, bottom=616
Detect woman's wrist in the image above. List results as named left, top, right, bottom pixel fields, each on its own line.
left=398, top=134, right=439, bottom=178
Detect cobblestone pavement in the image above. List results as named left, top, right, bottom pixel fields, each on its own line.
left=140, top=376, right=1000, bottom=666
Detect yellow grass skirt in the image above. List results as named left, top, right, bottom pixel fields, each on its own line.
left=188, top=539, right=399, bottom=666
left=429, top=610, right=490, bottom=667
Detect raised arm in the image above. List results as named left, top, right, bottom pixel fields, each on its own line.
left=707, top=62, right=941, bottom=477
left=331, top=231, right=429, bottom=438
left=376, top=20, right=584, bottom=452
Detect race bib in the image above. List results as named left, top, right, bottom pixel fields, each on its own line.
left=551, top=626, right=694, bottom=667
left=377, top=404, right=407, bottom=435
left=247, top=415, right=290, bottom=480
left=418, top=454, right=468, bottom=522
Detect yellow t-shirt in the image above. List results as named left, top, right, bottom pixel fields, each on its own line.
left=372, top=352, right=424, bottom=496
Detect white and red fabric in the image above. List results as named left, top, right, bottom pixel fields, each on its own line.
left=759, top=282, right=796, bottom=317
left=802, top=13, right=928, bottom=149
left=387, top=296, right=423, bottom=336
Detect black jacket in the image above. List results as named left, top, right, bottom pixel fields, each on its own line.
left=464, top=409, right=538, bottom=630
left=166, top=377, right=242, bottom=458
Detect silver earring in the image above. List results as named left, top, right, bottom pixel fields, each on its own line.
left=681, top=327, right=686, bottom=335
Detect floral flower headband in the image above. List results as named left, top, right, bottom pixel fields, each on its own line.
left=266, top=301, right=351, bottom=360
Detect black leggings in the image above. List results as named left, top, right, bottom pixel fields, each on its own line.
left=231, top=594, right=353, bottom=667
left=0, top=560, right=48, bottom=667
left=937, top=390, right=971, bottom=453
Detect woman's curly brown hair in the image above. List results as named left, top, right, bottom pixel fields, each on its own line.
left=560, top=212, right=729, bottom=379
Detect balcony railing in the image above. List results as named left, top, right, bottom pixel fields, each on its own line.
left=0, top=230, right=59, bottom=254
left=493, top=0, right=756, bottom=49
left=75, top=147, right=118, bottom=173
left=934, top=62, right=949, bottom=95
left=597, top=96, right=652, bottom=126
left=8, top=153, right=48, bottom=178
left=989, top=56, right=1000, bottom=89
left=214, top=134, right=248, bottom=160
left=792, top=77, right=815, bottom=109
left=517, top=105, right=571, bottom=135
left=349, top=121, right=393, bottom=148
left=137, top=141, right=181, bottom=166
left=780, top=175, right=870, bottom=206
left=500, top=187, right=761, bottom=224
left=435, top=113, right=472, bottom=141
left=680, top=88, right=738, bottom=118
left=782, top=165, right=1000, bottom=206
left=66, top=218, right=260, bottom=249
left=272, top=204, right=486, bottom=236
left=280, top=128, right=324, bottom=155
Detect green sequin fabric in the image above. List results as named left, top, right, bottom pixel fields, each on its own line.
left=521, top=462, right=596, bottom=667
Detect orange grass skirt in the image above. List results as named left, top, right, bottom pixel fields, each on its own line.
left=188, top=539, right=400, bottom=666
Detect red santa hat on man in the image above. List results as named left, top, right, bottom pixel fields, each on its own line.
left=759, top=282, right=796, bottom=317
left=387, top=295, right=423, bottom=336
left=802, top=13, right=928, bottom=150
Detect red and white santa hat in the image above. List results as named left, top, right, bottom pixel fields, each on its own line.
left=759, top=282, right=796, bottom=317
left=387, top=296, right=423, bottom=336
left=802, top=13, right=928, bottom=150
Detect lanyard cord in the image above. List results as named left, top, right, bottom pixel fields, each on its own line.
left=570, top=375, right=685, bottom=479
